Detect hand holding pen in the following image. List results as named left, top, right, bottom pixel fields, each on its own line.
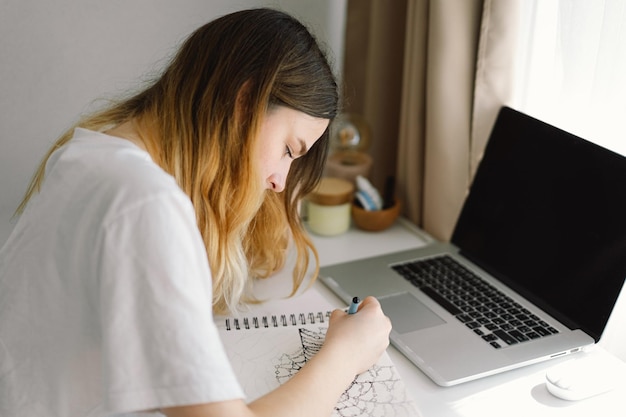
left=324, top=296, right=392, bottom=375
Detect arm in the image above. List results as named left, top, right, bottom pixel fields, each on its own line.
left=162, top=296, right=391, bottom=417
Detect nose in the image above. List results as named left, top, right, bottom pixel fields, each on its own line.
left=267, top=173, right=286, bottom=192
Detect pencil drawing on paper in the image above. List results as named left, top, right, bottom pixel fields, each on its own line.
left=274, top=327, right=419, bottom=417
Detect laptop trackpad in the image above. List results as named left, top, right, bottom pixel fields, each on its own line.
left=379, top=292, right=446, bottom=334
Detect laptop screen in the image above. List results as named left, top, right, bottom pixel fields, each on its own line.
left=452, top=107, right=626, bottom=342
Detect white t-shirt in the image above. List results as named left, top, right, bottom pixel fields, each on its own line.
left=0, top=128, right=244, bottom=416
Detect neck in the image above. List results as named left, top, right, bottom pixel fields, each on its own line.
left=104, top=120, right=146, bottom=151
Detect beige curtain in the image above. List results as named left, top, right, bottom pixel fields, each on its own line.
left=343, top=0, right=521, bottom=241
left=341, top=0, right=408, bottom=195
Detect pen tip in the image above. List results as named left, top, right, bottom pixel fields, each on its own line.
left=352, top=296, right=360, bottom=303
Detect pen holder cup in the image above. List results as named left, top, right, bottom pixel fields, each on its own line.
left=351, top=199, right=401, bottom=232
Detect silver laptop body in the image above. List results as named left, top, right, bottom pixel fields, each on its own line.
left=320, top=107, right=626, bottom=386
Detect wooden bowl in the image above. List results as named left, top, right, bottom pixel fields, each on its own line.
left=351, top=199, right=401, bottom=231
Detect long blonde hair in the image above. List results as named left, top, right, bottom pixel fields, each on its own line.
left=17, top=8, right=338, bottom=314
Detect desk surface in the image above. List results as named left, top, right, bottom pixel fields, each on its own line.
left=243, top=219, right=626, bottom=417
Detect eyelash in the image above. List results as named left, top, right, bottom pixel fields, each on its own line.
left=285, top=146, right=294, bottom=159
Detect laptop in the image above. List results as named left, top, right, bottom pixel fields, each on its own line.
left=319, top=106, right=626, bottom=386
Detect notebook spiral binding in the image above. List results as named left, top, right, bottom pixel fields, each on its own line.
left=224, top=310, right=333, bottom=331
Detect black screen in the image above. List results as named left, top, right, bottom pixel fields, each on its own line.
left=452, top=107, right=626, bottom=342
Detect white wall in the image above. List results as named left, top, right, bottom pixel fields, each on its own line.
left=0, top=0, right=346, bottom=245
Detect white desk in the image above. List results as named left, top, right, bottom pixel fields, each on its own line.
left=245, top=219, right=626, bottom=417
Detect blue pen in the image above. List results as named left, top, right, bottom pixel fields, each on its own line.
left=347, top=296, right=361, bottom=314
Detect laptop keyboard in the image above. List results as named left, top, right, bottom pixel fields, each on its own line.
left=391, top=255, right=559, bottom=349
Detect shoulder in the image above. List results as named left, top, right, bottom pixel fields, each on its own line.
left=47, top=128, right=191, bottom=221
left=66, top=128, right=179, bottom=193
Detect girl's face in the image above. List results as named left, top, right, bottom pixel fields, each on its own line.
left=256, top=106, right=329, bottom=192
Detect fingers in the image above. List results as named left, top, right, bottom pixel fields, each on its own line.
left=356, top=295, right=381, bottom=312
left=323, top=295, right=392, bottom=374
left=329, top=308, right=346, bottom=324
left=338, top=296, right=392, bottom=338
left=330, top=296, right=388, bottom=326
left=361, top=296, right=392, bottom=339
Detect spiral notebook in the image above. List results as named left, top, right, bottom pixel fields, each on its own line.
left=218, top=310, right=421, bottom=417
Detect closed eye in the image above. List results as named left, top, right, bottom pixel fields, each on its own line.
left=286, top=139, right=307, bottom=159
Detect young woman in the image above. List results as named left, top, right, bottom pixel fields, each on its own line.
left=0, top=8, right=391, bottom=417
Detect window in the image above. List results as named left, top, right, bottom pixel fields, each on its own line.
left=512, top=0, right=626, bottom=156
